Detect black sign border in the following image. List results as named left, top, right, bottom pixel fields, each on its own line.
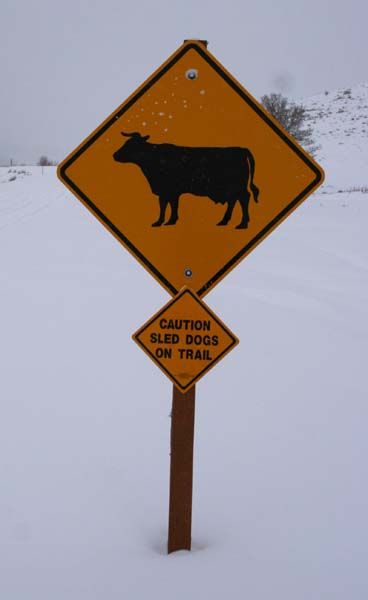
left=59, top=42, right=323, bottom=297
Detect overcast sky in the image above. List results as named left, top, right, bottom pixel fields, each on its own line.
left=1, top=0, right=367, bottom=164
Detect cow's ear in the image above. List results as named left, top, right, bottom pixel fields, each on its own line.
left=142, top=135, right=150, bottom=141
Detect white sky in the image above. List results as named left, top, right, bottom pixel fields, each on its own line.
left=1, top=0, right=367, bottom=163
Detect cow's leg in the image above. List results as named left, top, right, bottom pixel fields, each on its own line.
left=165, top=195, right=179, bottom=225
left=236, top=191, right=250, bottom=229
left=217, top=198, right=237, bottom=226
left=152, top=195, right=169, bottom=227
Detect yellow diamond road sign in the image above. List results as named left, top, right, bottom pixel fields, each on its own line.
left=58, top=40, right=324, bottom=297
left=133, top=288, right=238, bottom=391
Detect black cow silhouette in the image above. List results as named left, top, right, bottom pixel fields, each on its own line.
left=113, top=132, right=259, bottom=229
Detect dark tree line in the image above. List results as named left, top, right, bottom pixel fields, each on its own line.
left=38, top=155, right=57, bottom=166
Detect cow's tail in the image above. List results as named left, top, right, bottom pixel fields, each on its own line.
left=246, top=150, right=259, bottom=203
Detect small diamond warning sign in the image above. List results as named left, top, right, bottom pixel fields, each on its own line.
left=133, top=287, right=238, bottom=391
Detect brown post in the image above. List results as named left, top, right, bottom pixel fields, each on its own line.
left=168, top=384, right=196, bottom=553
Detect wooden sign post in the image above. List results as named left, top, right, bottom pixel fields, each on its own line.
left=168, top=384, right=196, bottom=553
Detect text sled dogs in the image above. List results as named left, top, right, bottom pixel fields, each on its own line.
left=113, top=132, right=259, bottom=229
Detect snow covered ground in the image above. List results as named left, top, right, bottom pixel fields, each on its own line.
left=304, top=81, right=368, bottom=193
left=0, top=86, right=367, bottom=599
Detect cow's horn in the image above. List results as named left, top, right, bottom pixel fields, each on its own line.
left=121, top=131, right=141, bottom=138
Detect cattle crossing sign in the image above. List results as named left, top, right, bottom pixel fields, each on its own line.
left=57, top=40, right=324, bottom=297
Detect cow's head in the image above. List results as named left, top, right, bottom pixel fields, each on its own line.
left=113, top=131, right=150, bottom=163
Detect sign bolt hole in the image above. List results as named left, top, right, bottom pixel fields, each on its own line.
left=186, top=69, right=198, bottom=80
left=184, top=268, right=193, bottom=278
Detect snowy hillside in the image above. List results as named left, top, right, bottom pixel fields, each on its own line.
left=0, top=87, right=367, bottom=600
left=304, top=81, right=368, bottom=192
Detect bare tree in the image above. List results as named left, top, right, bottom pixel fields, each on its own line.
left=38, top=155, right=56, bottom=166
left=261, top=93, right=319, bottom=155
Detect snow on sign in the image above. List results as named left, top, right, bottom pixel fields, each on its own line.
left=57, top=40, right=324, bottom=297
left=132, top=287, right=238, bottom=391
